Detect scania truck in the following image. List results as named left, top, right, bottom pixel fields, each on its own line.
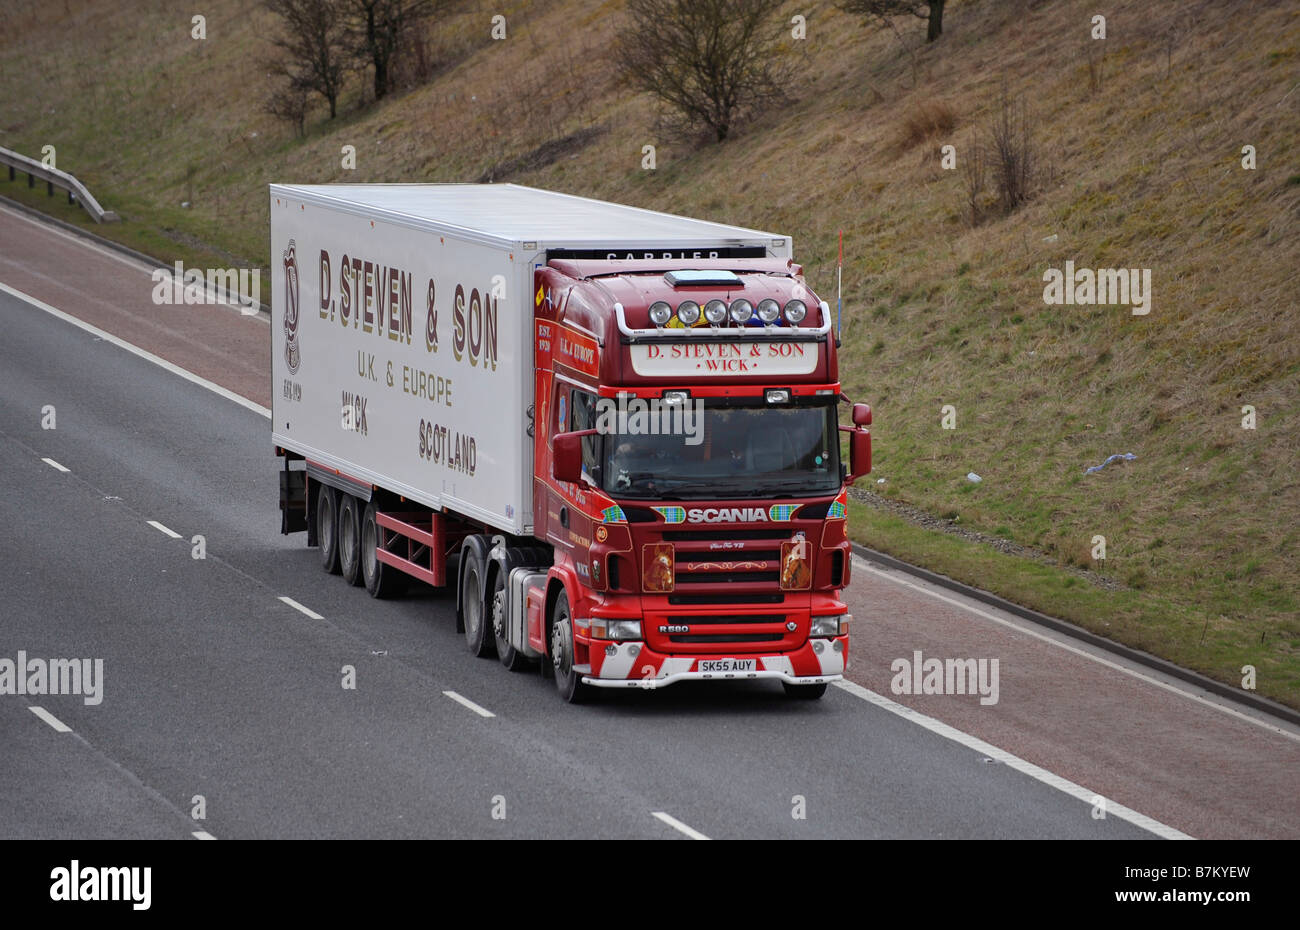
left=270, top=183, right=871, bottom=702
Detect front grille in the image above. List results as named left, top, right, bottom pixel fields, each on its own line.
left=672, top=614, right=784, bottom=626
left=670, top=633, right=784, bottom=644
left=668, top=592, right=785, bottom=605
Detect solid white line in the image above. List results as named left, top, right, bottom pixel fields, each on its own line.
left=441, top=690, right=495, bottom=718
left=833, top=680, right=1192, bottom=840
left=0, top=281, right=272, bottom=419
left=147, top=520, right=182, bottom=539
left=192, top=831, right=217, bottom=840
left=29, top=706, right=71, bottom=733
left=651, top=811, right=711, bottom=840
left=278, top=596, right=324, bottom=620
left=852, top=555, right=1300, bottom=744
left=41, top=457, right=70, bottom=473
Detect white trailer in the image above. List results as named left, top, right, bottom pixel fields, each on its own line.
left=269, top=183, right=786, bottom=537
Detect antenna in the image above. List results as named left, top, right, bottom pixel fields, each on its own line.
left=837, top=229, right=843, bottom=341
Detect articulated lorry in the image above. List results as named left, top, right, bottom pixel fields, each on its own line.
left=270, top=183, right=871, bottom=702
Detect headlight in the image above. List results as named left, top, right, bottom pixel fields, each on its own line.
left=810, top=614, right=849, bottom=637
left=591, top=619, right=643, bottom=640
left=756, top=298, right=781, bottom=324
left=703, top=299, right=728, bottom=325
left=729, top=298, right=754, bottom=324
left=648, top=301, right=673, bottom=326
left=676, top=300, right=701, bottom=326
left=783, top=299, right=807, bottom=324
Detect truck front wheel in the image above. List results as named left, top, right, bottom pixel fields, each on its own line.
left=317, top=486, right=340, bottom=574
left=338, top=495, right=363, bottom=587
left=550, top=591, right=592, bottom=704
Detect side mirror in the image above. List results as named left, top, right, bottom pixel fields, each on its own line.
left=553, top=429, right=596, bottom=484
left=848, top=429, right=871, bottom=483
left=852, top=403, right=872, bottom=427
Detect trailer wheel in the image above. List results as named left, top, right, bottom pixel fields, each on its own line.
left=460, top=548, right=495, bottom=658
left=782, top=682, right=828, bottom=700
left=491, top=569, right=528, bottom=671
left=362, top=502, right=407, bottom=599
left=317, top=487, right=341, bottom=575
left=338, top=494, right=363, bottom=587
left=550, top=591, right=592, bottom=704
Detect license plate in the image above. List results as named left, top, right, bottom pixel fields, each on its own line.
left=699, top=658, right=756, bottom=674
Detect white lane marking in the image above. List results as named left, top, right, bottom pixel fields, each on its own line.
left=834, top=680, right=1192, bottom=840
left=0, top=204, right=268, bottom=323
left=0, top=282, right=272, bottom=419
left=29, top=706, right=71, bottom=733
left=147, top=520, right=183, bottom=539
left=278, top=596, right=324, bottom=620
left=442, top=690, right=495, bottom=718
left=852, top=555, right=1300, bottom=744
left=651, top=811, right=711, bottom=840
left=192, top=831, right=217, bottom=840
left=41, top=457, right=70, bottom=473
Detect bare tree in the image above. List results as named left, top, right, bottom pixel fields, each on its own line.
left=988, top=86, right=1034, bottom=213
left=615, top=0, right=790, bottom=143
left=346, top=0, right=438, bottom=101
left=266, top=82, right=311, bottom=136
left=265, top=0, right=350, bottom=118
left=839, top=0, right=948, bottom=43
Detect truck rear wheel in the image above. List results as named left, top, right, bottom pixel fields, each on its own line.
left=460, top=547, right=495, bottom=658
left=550, top=591, right=592, bottom=704
left=362, top=501, right=407, bottom=599
left=491, top=569, right=528, bottom=671
left=782, top=682, right=828, bottom=700
left=338, top=494, right=363, bottom=587
left=317, top=486, right=340, bottom=575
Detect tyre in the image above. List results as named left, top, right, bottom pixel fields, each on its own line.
left=338, top=494, right=363, bottom=587
left=317, top=486, right=340, bottom=574
left=460, top=547, right=495, bottom=657
left=362, top=501, right=407, bottom=599
left=491, top=568, right=528, bottom=671
left=549, top=591, right=592, bottom=704
left=782, top=681, right=828, bottom=700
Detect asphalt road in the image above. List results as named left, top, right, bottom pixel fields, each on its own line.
left=3, top=203, right=1298, bottom=841
left=0, top=287, right=1155, bottom=839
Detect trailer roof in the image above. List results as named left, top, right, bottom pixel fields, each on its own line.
left=270, top=183, right=782, bottom=247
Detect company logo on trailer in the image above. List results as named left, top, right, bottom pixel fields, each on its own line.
left=283, top=240, right=302, bottom=374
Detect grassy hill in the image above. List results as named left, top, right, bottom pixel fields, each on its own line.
left=3, top=0, right=1298, bottom=706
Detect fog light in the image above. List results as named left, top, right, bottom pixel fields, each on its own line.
left=813, top=640, right=825, bottom=654
left=766, top=388, right=791, bottom=405
left=676, top=300, right=701, bottom=326
left=703, top=299, right=728, bottom=325
left=832, top=640, right=843, bottom=652
left=648, top=301, right=672, bottom=326
left=605, top=644, right=617, bottom=656
left=628, top=644, right=641, bottom=657
left=757, top=298, right=781, bottom=324
left=729, top=298, right=754, bottom=324
left=783, top=299, right=807, bottom=324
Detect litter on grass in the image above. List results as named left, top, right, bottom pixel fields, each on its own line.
left=1085, top=452, right=1137, bottom=475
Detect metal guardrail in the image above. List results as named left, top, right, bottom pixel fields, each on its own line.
left=0, top=145, right=118, bottom=223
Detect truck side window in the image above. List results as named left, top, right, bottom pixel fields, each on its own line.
left=570, top=390, right=600, bottom=486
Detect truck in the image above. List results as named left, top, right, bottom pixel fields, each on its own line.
left=270, top=183, right=872, bottom=702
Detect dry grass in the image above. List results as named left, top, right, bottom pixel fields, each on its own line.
left=2, top=0, right=1299, bottom=700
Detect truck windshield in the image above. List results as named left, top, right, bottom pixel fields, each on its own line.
left=599, top=399, right=840, bottom=500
